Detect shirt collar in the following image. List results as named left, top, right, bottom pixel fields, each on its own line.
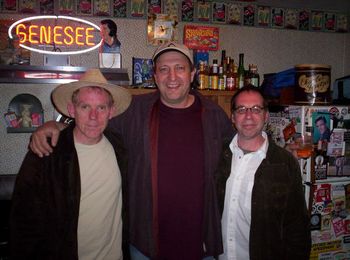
left=230, top=131, right=269, bottom=158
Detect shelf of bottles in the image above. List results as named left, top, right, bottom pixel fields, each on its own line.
left=197, top=50, right=260, bottom=91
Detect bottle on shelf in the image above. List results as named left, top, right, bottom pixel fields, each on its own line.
left=220, top=50, right=226, bottom=68
left=233, top=65, right=238, bottom=89
left=218, top=66, right=226, bottom=90
left=247, top=64, right=260, bottom=87
left=197, top=61, right=209, bottom=90
left=223, top=56, right=230, bottom=75
left=226, top=59, right=236, bottom=91
left=209, top=59, right=219, bottom=90
left=237, top=53, right=245, bottom=89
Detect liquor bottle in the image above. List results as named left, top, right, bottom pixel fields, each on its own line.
left=218, top=66, right=226, bottom=90
left=198, top=61, right=209, bottom=90
left=224, top=56, right=230, bottom=75
left=209, top=59, right=219, bottom=90
left=249, top=64, right=260, bottom=87
left=233, top=65, right=238, bottom=89
left=237, top=53, right=245, bottom=89
left=220, top=50, right=226, bottom=68
left=226, top=59, right=236, bottom=91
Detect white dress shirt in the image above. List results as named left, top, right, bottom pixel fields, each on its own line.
left=220, top=132, right=269, bottom=260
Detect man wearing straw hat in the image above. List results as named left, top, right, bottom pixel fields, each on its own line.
left=10, top=69, right=131, bottom=259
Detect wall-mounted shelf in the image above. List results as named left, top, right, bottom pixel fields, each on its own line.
left=0, top=65, right=130, bottom=85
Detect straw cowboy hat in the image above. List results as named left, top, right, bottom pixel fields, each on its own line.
left=52, top=69, right=132, bottom=118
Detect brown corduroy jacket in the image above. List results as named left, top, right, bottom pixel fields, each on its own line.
left=216, top=137, right=311, bottom=260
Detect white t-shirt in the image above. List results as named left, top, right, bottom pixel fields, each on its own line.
left=75, top=135, right=122, bottom=260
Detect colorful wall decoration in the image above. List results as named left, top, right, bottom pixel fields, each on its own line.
left=0, top=0, right=348, bottom=33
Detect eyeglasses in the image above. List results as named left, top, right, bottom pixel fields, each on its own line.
left=233, top=106, right=265, bottom=114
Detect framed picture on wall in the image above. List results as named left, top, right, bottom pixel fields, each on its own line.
left=164, top=0, right=179, bottom=17
left=212, top=2, right=226, bottom=23
left=298, top=10, right=310, bottom=31
left=257, top=6, right=270, bottom=27
left=196, top=2, right=210, bottom=22
left=336, top=13, right=348, bottom=32
left=130, top=0, right=145, bottom=18
left=227, top=2, right=242, bottom=25
left=94, top=0, right=110, bottom=16
left=148, top=0, right=161, bottom=14
left=285, top=8, right=298, bottom=29
left=243, top=4, right=255, bottom=26
left=113, top=0, right=127, bottom=17
left=59, top=0, right=75, bottom=15
left=40, top=0, right=54, bottom=14
left=132, top=57, right=154, bottom=87
left=18, top=0, right=37, bottom=14
left=77, top=0, right=92, bottom=16
left=181, top=0, right=193, bottom=22
left=311, top=10, right=323, bottom=31
left=1, top=0, right=18, bottom=13
left=324, top=12, right=336, bottom=32
left=271, top=7, right=284, bottom=28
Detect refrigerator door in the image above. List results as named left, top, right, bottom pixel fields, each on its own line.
left=268, top=105, right=350, bottom=259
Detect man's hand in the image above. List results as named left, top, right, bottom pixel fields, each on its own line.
left=29, top=121, right=66, bottom=157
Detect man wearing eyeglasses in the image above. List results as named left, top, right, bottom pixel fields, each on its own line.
left=218, top=85, right=311, bottom=260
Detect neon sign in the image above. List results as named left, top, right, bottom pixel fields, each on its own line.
left=8, top=15, right=102, bottom=55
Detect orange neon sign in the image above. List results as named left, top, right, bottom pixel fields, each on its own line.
left=8, top=15, right=102, bottom=55
left=16, top=24, right=95, bottom=46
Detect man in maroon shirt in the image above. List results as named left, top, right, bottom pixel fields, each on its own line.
left=30, top=42, right=234, bottom=259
